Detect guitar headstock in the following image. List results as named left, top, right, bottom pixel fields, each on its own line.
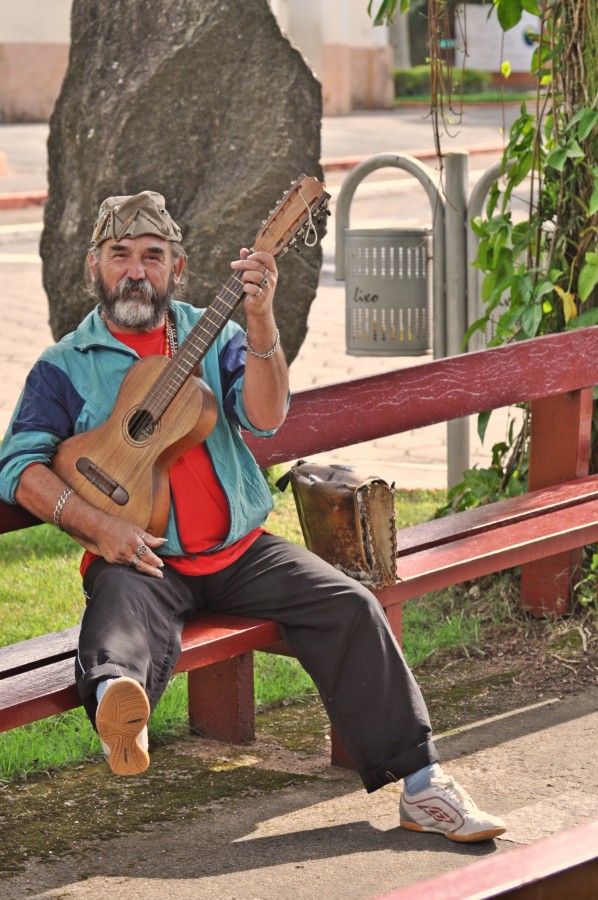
left=252, top=175, right=331, bottom=258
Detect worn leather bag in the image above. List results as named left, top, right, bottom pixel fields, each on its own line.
left=277, top=460, right=397, bottom=588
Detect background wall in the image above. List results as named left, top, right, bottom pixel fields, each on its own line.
left=0, top=0, right=71, bottom=121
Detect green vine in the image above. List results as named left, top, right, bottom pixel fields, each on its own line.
left=369, top=0, right=598, bottom=525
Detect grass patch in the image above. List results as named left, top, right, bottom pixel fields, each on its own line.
left=1, top=485, right=515, bottom=782
left=394, top=91, right=533, bottom=105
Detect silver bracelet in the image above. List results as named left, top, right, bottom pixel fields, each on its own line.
left=53, top=487, right=74, bottom=530
left=245, top=328, right=280, bottom=359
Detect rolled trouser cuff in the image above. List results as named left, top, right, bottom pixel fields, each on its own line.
left=360, top=739, right=440, bottom=793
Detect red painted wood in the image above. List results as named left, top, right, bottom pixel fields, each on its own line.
left=173, top=615, right=281, bottom=673
left=521, top=390, right=594, bottom=616
left=0, top=501, right=40, bottom=534
left=375, top=820, right=598, bottom=900
left=395, top=475, right=598, bottom=557
left=0, top=615, right=281, bottom=733
left=0, top=626, right=79, bottom=677
left=392, top=498, right=598, bottom=603
left=188, top=654, right=256, bottom=742
left=0, top=658, right=80, bottom=731
left=246, top=327, right=598, bottom=467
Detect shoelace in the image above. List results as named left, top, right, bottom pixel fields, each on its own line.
left=430, top=774, right=478, bottom=813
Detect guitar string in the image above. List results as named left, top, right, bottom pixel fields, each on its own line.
left=131, top=277, right=246, bottom=435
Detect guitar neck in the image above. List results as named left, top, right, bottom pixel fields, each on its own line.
left=142, top=273, right=247, bottom=422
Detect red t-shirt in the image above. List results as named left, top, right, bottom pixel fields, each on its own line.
left=80, top=322, right=262, bottom=577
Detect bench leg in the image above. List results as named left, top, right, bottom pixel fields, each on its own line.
left=521, top=390, right=592, bottom=616
left=187, top=653, right=255, bottom=743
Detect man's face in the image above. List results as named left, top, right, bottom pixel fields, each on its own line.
left=90, top=235, right=182, bottom=330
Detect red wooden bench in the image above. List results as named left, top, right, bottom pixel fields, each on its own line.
left=2, top=326, right=598, bottom=765
left=375, top=819, right=598, bottom=900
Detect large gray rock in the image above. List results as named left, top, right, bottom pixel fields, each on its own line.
left=41, top=0, right=324, bottom=363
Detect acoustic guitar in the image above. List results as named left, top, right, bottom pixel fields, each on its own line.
left=50, top=174, right=330, bottom=536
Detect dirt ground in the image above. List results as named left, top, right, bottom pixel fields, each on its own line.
left=413, top=602, right=598, bottom=734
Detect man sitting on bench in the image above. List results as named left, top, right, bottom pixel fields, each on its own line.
left=0, top=190, right=506, bottom=843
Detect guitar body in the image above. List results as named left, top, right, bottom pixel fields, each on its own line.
left=51, top=355, right=218, bottom=536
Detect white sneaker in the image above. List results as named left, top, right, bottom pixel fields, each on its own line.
left=400, top=773, right=507, bottom=842
left=96, top=677, right=150, bottom=776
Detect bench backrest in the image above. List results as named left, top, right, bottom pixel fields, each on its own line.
left=2, top=326, right=597, bottom=535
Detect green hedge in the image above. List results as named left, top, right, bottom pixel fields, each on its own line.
left=394, top=65, right=492, bottom=97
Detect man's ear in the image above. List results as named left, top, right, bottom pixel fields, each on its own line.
left=87, top=250, right=99, bottom=279
left=173, top=252, right=186, bottom=284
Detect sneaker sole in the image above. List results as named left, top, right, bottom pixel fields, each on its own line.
left=96, top=677, right=150, bottom=776
left=400, top=820, right=506, bottom=843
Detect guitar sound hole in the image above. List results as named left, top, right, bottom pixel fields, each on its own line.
left=128, top=409, right=157, bottom=443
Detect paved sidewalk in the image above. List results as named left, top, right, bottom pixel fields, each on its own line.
left=2, top=686, right=597, bottom=898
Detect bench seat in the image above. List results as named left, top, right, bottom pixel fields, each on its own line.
left=0, top=614, right=281, bottom=734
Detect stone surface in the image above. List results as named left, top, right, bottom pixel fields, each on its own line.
left=41, top=0, right=323, bottom=363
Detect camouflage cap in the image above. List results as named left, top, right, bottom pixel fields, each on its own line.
left=90, top=190, right=182, bottom=246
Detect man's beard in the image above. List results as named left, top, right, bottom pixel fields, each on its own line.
left=93, top=272, right=175, bottom=330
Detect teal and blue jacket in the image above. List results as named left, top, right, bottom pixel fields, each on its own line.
left=0, top=301, right=283, bottom=556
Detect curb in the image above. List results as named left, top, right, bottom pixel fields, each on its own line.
left=0, top=190, right=48, bottom=210
left=0, top=145, right=506, bottom=209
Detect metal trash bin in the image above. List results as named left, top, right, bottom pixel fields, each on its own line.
left=344, top=227, right=432, bottom=356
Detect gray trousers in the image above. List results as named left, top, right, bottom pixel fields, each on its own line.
left=77, top=533, right=438, bottom=792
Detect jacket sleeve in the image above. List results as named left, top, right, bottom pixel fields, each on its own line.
left=0, top=358, right=84, bottom=503
left=217, top=327, right=290, bottom=437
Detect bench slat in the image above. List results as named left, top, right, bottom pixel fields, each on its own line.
left=395, top=474, right=598, bottom=557
left=0, top=614, right=282, bottom=731
left=376, top=820, right=598, bottom=900
left=174, top=615, right=281, bottom=673
left=393, top=497, right=598, bottom=600
left=0, top=626, right=79, bottom=678
left=0, top=657, right=79, bottom=731
left=247, top=328, right=598, bottom=468
left=0, top=501, right=41, bottom=535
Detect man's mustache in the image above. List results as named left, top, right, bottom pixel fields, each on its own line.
left=115, top=278, right=155, bottom=302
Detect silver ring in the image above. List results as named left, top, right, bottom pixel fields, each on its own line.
left=260, top=274, right=269, bottom=286
left=137, top=544, right=148, bottom=555
left=130, top=554, right=141, bottom=567
left=257, top=286, right=264, bottom=296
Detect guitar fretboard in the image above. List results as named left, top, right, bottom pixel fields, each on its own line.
left=140, top=273, right=247, bottom=422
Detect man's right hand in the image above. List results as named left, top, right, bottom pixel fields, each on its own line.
left=15, top=464, right=166, bottom=578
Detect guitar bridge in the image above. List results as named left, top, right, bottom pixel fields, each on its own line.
left=76, top=457, right=129, bottom=505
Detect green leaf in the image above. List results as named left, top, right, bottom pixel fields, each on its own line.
left=367, top=0, right=400, bottom=25
left=567, top=307, right=598, bottom=329
left=495, top=0, right=523, bottom=31
left=463, top=467, right=502, bottom=501
left=546, top=147, right=567, bottom=171
left=579, top=254, right=598, bottom=302
left=520, top=0, right=540, bottom=13
left=590, top=185, right=598, bottom=216
left=520, top=303, right=542, bottom=338
left=477, top=410, right=493, bottom=445
left=501, top=60, right=512, bottom=79
left=566, top=139, right=585, bottom=160
left=569, top=108, right=598, bottom=141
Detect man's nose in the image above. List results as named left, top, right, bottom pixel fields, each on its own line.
left=126, top=258, right=146, bottom=280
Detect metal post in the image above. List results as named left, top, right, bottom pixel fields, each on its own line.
left=444, top=150, right=470, bottom=488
